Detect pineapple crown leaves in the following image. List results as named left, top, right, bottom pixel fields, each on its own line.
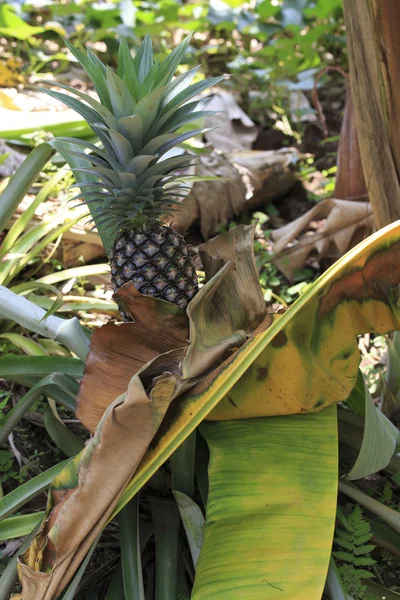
left=42, top=35, right=223, bottom=235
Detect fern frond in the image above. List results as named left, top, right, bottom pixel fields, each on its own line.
left=333, top=504, right=376, bottom=599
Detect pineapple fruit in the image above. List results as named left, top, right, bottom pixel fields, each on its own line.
left=44, top=36, right=221, bottom=309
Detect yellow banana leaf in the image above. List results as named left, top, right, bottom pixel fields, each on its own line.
left=117, top=221, right=400, bottom=511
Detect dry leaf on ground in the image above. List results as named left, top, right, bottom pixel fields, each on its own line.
left=203, top=91, right=259, bottom=151
left=0, top=62, right=23, bottom=87
left=173, top=149, right=298, bottom=239
left=270, top=198, right=373, bottom=281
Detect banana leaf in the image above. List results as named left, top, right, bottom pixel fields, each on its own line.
left=194, top=406, right=338, bottom=599
left=8, top=221, right=400, bottom=600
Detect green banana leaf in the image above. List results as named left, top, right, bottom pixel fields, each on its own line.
left=194, top=406, right=338, bottom=599
left=8, top=221, right=400, bottom=600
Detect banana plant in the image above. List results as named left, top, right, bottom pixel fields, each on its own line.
left=1, top=218, right=399, bottom=600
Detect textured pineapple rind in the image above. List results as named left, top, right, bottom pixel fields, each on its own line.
left=110, top=225, right=198, bottom=309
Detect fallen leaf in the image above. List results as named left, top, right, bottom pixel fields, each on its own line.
left=173, top=148, right=298, bottom=239
left=0, top=63, right=23, bottom=87
left=204, top=91, right=259, bottom=151
left=270, top=198, right=374, bottom=281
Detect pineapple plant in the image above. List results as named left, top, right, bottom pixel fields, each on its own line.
left=44, top=36, right=222, bottom=309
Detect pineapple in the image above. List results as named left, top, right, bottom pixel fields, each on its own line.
left=44, top=36, right=222, bottom=309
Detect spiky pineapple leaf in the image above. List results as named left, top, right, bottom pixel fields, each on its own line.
left=63, top=38, right=111, bottom=110
left=156, top=34, right=192, bottom=85
left=40, top=81, right=116, bottom=126
left=117, top=37, right=140, bottom=102
left=132, top=33, right=154, bottom=84
left=39, top=88, right=107, bottom=127
left=45, top=34, right=220, bottom=242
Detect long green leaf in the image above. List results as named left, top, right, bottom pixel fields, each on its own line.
left=347, top=372, right=399, bottom=479
left=369, top=518, right=400, bottom=556
left=0, top=120, right=93, bottom=145
left=0, top=333, right=48, bottom=356
left=170, top=432, right=196, bottom=499
left=104, top=563, right=125, bottom=600
left=27, top=293, right=117, bottom=314
left=0, top=459, right=70, bottom=521
left=0, top=218, right=63, bottom=284
left=63, top=38, right=111, bottom=109
left=149, top=497, right=181, bottom=600
left=325, top=557, right=353, bottom=600
left=364, top=580, right=400, bottom=599
left=37, top=339, right=70, bottom=356
left=0, top=512, right=44, bottom=541
left=43, top=406, right=85, bottom=457
left=3, top=215, right=81, bottom=286
left=0, top=356, right=84, bottom=379
left=173, top=491, right=204, bottom=568
left=0, top=143, right=53, bottom=229
left=37, top=263, right=110, bottom=285
left=11, top=282, right=64, bottom=321
left=119, top=496, right=145, bottom=600
left=382, top=330, right=400, bottom=417
left=0, top=168, right=66, bottom=261
left=0, top=372, right=80, bottom=444
left=42, top=373, right=79, bottom=412
left=193, top=406, right=338, bottom=600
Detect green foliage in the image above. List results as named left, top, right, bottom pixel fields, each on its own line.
left=0, top=0, right=346, bottom=85
left=0, top=449, right=28, bottom=486
left=0, top=391, right=11, bottom=427
left=334, top=505, right=376, bottom=599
